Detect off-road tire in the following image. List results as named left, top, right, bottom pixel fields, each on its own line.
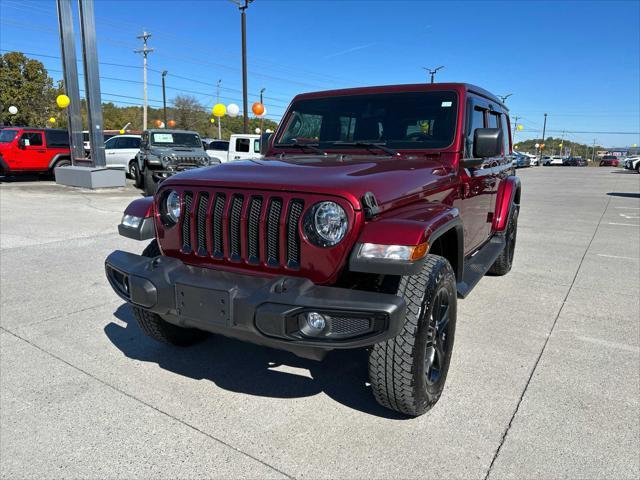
left=129, top=160, right=142, bottom=187
left=51, top=158, right=71, bottom=176
left=488, top=204, right=519, bottom=276
left=368, top=255, right=457, bottom=417
left=132, top=240, right=209, bottom=346
left=144, top=167, right=158, bottom=196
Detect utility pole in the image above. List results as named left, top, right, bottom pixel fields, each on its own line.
left=559, top=130, right=566, bottom=156
left=135, top=31, right=153, bottom=130
left=423, top=66, right=444, bottom=84
left=216, top=79, right=222, bottom=139
left=539, top=113, right=547, bottom=161
left=232, top=0, right=253, bottom=134
left=591, top=139, right=596, bottom=163
left=511, top=115, right=520, bottom=147
left=161, top=70, right=167, bottom=126
left=259, top=87, right=265, bottom=133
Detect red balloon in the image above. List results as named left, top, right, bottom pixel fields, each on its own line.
left=252, top=102, right=265, bottom=116
left=154, top=119, right=162, bottom=127
left=167, top=120, right=176, bottom=128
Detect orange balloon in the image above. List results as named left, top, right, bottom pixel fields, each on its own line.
left=167, top=120, right=176, bottom=128
left=154, top=119, right=162, bottom=128
left=252, top=102, right=265, bottom=116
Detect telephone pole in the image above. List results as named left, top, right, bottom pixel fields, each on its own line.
left=216, top=79, right=222, bottom=139
left=539, top=113, right=547, bottom=161
left=423, top=66, right=444, bottom=84
left=231, top=0, right=253, bottom=134
left=161, top=70, right=167, bottom=126
left=259, top=87, right=265, bottom=133
left=135, top=31, right=153, bottom=130
left=591, top=139, right=596, bottom=163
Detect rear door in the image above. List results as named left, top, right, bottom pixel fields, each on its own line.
left=18, top=131, right=47, bottom=171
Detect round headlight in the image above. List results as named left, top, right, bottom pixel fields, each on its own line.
left=163, top=190, right=181, bottom=225
left=199, top=157, right=209, bottom=166
left=305, top=201, right=348, bottom=247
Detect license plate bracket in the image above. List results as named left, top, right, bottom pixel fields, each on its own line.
left=175, top=283, right=230, bottom=326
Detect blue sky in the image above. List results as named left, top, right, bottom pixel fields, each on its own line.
left=1, top=0, right=638, bottom=147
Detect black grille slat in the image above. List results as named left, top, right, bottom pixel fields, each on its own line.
left=265, top=198, right=282, bottom=265
left=247, top=197, right=263, bottom=262
left=229, top=195, right=244, bottom=259
left=196, top=193, right=209, bottom=255
left=212, top=193, right=226, bottom=257
left=286, top=200, right=304, bottom=268
left=181, top=192, right=193, bottom=251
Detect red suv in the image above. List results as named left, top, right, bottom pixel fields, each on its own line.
left=105, top=83, right=520, bottom=416
left=599, top=155, right=619, bottom=167
left=0, top=128, right=71, bottom=175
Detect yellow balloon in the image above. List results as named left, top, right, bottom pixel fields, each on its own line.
left=633, top=144, right=638, bottom=147
left=56, top=94, right=70, bottom=109
left=210, top=118, right=215, bottom=124
left=48, top=117, right=56, bottom=123
left=212, top=103, right=226, bottom=117
left=516, top=124, right=523, bottom=131
left=119, top=129, right=125, bottom=134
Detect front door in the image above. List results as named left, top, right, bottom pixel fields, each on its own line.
left=19, top=131, right=47, bottom=171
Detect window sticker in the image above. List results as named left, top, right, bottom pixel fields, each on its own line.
left=441, top=101, right=452, bottom=107
left=153, top=133, right=174, bottom=143
left=23, top=138, right=31, bottom=146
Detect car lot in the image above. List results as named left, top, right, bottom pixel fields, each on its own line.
left=1, top=167, right=638, bottom=479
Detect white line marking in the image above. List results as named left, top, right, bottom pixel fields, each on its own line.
left=575, top=335, right=640, bottom=354
left=597, top=254, right=638, bottom=260
left=607, top=222, right=640, bottom=226
left=619, top=213, right=640, bottom=219
left=614, top=207, right=640, bottom=210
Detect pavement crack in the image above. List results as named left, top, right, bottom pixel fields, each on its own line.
left=0, top=326, right=296, bottom=480
left=482, top=186, right=616, bottom=480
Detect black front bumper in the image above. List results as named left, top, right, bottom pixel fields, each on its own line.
left=105, top=251, right=406, bottom=359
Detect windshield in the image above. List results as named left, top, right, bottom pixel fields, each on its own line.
left=0, top=129, right=18, bottom=143
left=275, top=91, right=458, bottom=151
left=151, top=132, right=201, bottom=148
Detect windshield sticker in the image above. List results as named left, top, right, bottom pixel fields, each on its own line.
left=23, top=138, right=30, bottom=146
left=441, top=101, right=452, bottom=107
left=153, top=133, right=174, bottom=143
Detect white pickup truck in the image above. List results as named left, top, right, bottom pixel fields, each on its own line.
left=203, top=134, right=262, bottom=163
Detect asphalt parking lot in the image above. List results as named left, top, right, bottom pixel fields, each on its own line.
left=1, top=167, right=638, bottom=479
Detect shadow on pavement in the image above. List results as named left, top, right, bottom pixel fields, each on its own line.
left=0, top=174, right=52, bottom=183
left=105, top=303, right=407, bottom=419
left=607, top=192, right=640, bottom=198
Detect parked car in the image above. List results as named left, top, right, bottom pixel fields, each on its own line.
left=105, top=82, right=521, bottom=417
left=135, top=129, right=215, bottom=195
left=623, top=156, right=640, bottom=171
left=104, top=134, right=142, bottom=178
left=549, top=156, right=565, bottom=166
left=203, top=134, right=262, bottom=163
left=511, top=153, right=530, bottom=168
left=599, top=155, right=619, bottom=167
left=563, top=156, right=587, bottom=166
left=0, top=127, right=71, bottom=175
left=541, top=155, right=552, bottom=165
left=515, top=151, right=538, bottom=166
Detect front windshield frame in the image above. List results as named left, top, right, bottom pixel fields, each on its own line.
left=0, top=129, right=18, bottom=143
left=151, top=132, right=201, bottom=148
left=274, top=90, right=459, bottom=153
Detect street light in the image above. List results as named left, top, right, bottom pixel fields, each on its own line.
left=161, top=70, right=168, bottom=126
left=230, top=0, right=254, bottom=134
left=423, top=66, right=444, bottom=84
left=498, top=93, right=513, bottom=103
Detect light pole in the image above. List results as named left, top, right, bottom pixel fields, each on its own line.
left=161, top=70, right=167, bottom=126
left=498, top=93, right=513, bottom=103
left=231, top=0, right=253, bottom=134
left=259, top=87, right=265, bottom=133
left=216, top=79, right=222, bottom=139
left=539, top=113, right=547, bottom=161
left=423, top=66, right=444, bottom=84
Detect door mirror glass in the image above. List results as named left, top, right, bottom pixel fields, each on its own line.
left=260, top=132, right=272, bottom=155
left=473, top=128, right=502, bottom=158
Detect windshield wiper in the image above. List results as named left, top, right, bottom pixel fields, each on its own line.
left=329, top=141, right=398, bottom=156
left=276, top=142, right=325, bottom=155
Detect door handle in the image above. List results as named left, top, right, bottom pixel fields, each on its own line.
left=37, top=149, right=46, bottom=153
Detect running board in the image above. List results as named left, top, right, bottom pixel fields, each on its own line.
left=456, top=235, right=506, bottom=298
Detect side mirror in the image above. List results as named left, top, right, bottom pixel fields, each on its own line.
left=17, top=138, right=26, bottom=149
left=473, top=128, right=503, bottom=158
left=260, top=132, right=273, bottom=155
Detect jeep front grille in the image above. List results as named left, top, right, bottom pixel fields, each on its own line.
left=179, top=190, right=304, bottom=269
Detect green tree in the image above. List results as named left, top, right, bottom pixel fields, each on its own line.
left=0, top=51, right=62, bottom=126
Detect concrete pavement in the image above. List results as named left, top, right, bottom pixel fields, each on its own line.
left=1, top=168, right=638, bottom=479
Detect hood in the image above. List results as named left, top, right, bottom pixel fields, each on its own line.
left=162, top=154, right=455, bottom=209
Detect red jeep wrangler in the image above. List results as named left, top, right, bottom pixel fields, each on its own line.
left=0, top=127, right=71, bottom=175
left=106, top=83, right=520, bottom=416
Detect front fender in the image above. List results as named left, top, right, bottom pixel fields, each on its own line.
left=493, top=175, right=521, bottom=232
left=349, top=202, right=462, bottom=276
left=118, top=196, right=156, bottom=241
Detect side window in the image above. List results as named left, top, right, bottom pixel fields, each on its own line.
left=121, top=137, right=139, bottom=149
left=21, top=132, right=43, bottom=147
left=500, top=114, right=511, bottom=155
left=235, top=138, right=250, bottom=153
left=45, top=130, right=69, bottom=148
left=466, top=106, right=485, bottom=157
left=488, top=112, right=500, bottom=129
left=253, top=139, right=260, bottom=153
left=104, top=137, right=116, bottom=149
left=339, top=116, right=356, bottom=141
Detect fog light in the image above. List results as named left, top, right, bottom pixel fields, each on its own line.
left=306, top=312, right=326, bottom=330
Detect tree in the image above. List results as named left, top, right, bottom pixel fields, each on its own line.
left=0, top=52, right=61, bottom=126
